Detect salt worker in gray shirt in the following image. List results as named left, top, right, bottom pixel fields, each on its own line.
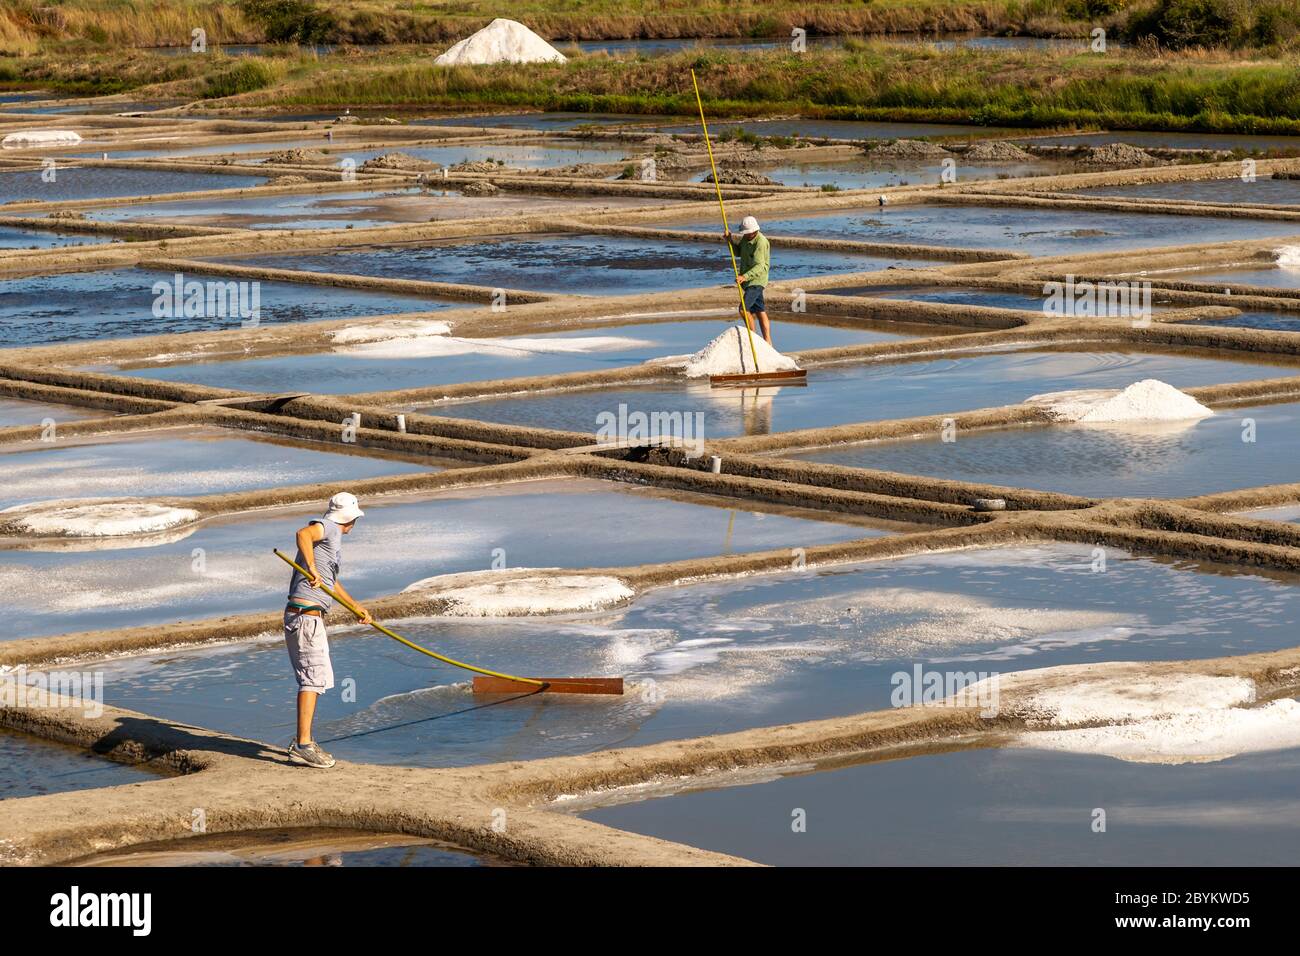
left=283, top=491, right=372, bottom=769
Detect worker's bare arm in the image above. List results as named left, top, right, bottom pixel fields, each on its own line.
left=295, top=523, right=325, bottom=587
left=333, top=580, right=372, bottom=625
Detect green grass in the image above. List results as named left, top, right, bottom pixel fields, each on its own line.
left=5, top=25, right=1300, bottom=136
left=202, top=57, right=287, bottom=98
left=210, top=45, right=1300, bottom=134
left=2, top=0, right=1297, bottom=53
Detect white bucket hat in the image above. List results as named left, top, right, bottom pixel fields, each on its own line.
left=739, top=215, right=761, bottom=235
left=323, top=491, right=364, bottom=525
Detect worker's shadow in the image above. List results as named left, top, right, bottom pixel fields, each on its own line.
left=90, top=715, right=289, bottom=770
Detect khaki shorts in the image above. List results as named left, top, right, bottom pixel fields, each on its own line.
left=283, top=608, right=334, bottom=694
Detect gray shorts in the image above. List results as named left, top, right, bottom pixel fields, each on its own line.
left=283, top=608, right=334, bottom=694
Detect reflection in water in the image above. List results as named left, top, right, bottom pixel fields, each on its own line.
left=791, top=401, right=1300, bottom=499
left=436, top=349, right=1296, bottom=438
left=75, top=828, right=499, bottom=867
left=735, top=385, right=782, bottom=435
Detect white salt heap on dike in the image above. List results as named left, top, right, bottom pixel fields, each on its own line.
left=0, top=499, right=199, bottom=537
left=652, top=325, right=802, bottom=378
left=2, top=129, right=82, bottom=148
left=1276, top=244, right=1300, bottom=270
left=1010, top=674, right=1300, bottom=765
left=434, top=18, right=566, bottom=66
left=329, top=319, right=651, bottom=359
left=1027, top=379, right=1213, bottom=424
left=402, top=569, right=634, bottom=616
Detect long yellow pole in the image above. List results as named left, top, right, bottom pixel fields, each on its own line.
left=273, top=549, right=545, bottom=688
left=691, top=68, right=762, bottom=375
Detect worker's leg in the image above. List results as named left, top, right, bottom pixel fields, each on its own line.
left=297, top=690, right=317, bottom=745
left=743, top=285, right=771, bottom=344
left=285, top=610, right=335, bottom=744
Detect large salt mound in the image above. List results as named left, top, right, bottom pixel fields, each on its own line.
left=1015, top=699, right=1300, bottom=765
left=1276, top=245, right=1300, bottom=270
left=1027, top=379, right=1213, bottom=424
left=330, top=320, right=651, bottom=359
left=2, top=130, right=82, bottom=148
left=1010, top=674, right=1300, bottom=765
left=403, top=568, right=633, bottom=616
left=654, top=325, right=800, bottom=378
left=1016, top=674, right=1256, bottom=727
left=434, top=18, right=566, bottom=66
left=0, top=499, right=200, bottom=537
left=331, top=320, right=453, bottom=344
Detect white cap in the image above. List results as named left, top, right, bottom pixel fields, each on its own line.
left=739, top=215, right=760, bottom=235
left=323, top=491, right=364, bottom=525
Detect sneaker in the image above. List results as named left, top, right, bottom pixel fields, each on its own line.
left=287, top=740, right=336, bottom=769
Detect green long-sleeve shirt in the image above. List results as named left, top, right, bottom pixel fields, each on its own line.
left=733, top=232, right=770, bottom=288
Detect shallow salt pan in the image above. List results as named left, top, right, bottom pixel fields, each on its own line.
left=786, top=399, right=1300, bottom=499
left=0, top=730, right=155, bottom=800
left=89, top=544, right=1300, bottom=770
left=2, top=267, right=453, bottom=348
left=666, top=204, right=1300, bottom=254
left=111, top=316, right=899, bottom=395
left=578, top=744, right=1300, bottom=865
left=432, top=348, right=1296, bottom=438
left=0, top=225, right=110, bottom=250
left=2, top=478, right=874, bottom=639
left=209, top=234, right=931, bottom=297
left=0, top=397, right=99, bottom=428
left=0, top=428, right=433, bottom=511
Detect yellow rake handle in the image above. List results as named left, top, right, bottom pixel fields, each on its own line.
left=691, top=68, right=763, bottom=375
left=273, top=549, right=544, bottom=688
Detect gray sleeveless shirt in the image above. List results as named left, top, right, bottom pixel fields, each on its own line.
left=286, top=518, right=343, bottom=612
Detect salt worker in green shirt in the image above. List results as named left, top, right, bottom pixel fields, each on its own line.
left=725, top=215, right=773, bottom=345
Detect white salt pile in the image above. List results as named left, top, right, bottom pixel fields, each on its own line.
left=1275, top=245, right=1300, bottom=270
left=2, top=130, right=82, bottom=148
left=331, top=320, right=452, bottom=344
left=330, top=320, right=650, bottom=360
left=403, top=569, right=634, bottom=616
left=434, top=18, right=566, bottom=66
left=1017, top=674, right=1256, bottom=726
left=654, top=325, right=801, bottom=378
left=1027, top=379, right=1213, bottom=424
left=0, top=499, right=200, bottom=537
left=1018, top=699, right=1300, bottom=765
left=1011, top=675, right=1300, bottom=765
